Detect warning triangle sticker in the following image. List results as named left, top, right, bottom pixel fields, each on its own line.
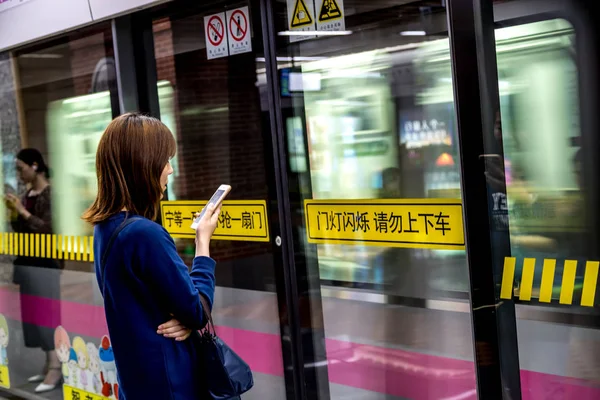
left=291, top=0, right=313, bottom=28
left=319, top=0, right=342, bottom=22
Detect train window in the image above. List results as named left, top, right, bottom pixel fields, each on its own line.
left=492, top=1, right=600, bottom=398
left=272, top=1, right=475, bottom=398
left=151, top=1, right=286, bottom=397
left=0, top=24, right=119, bottom=398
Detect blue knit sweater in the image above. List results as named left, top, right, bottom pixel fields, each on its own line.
left=94, top=212, right=215, bottom=399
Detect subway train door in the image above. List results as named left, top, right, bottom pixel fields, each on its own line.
left=146, top=1, right=289, bottom=399
left=268, top=1, right=478, bottom=399
left=461, top=0, right=600, bottom=399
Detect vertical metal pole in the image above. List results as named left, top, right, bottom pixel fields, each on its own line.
left=259, top=0, right=331, bottom=398
left=259, top=0, right=308, bottom=398
left=446, top=0, right=522, bottom=398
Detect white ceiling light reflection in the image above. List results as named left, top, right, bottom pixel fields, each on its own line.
left=255, top=56, right=328, bottom=62
left=400, top=30, right=426, bottom=36
left=278, top=30, right=353, bottom=36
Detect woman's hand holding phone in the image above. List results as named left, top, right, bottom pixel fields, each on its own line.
left=194, top=203, right=222, bottom=258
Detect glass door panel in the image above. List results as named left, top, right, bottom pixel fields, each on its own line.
left=489, top=1, right=600, bottom=398
left=271, top=1, right=476, bottom=398
left=152, top=2, right=287, bottom=399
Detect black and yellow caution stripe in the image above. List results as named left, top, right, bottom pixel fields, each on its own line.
left=0, top=233, right=94, bottom=262
left=500, top=257, right=597, bottom=307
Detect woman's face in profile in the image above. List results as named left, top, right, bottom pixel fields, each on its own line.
left=16, top=159, right=36, bottom=184
left=160, top=161, right=173, bottom=198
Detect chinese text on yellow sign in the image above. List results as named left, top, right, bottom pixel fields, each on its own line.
left=304, top=199, right=465, bottom=250
left=160, top=200, right=270, bottom=242
left=63, top=385, right=108, bottom=400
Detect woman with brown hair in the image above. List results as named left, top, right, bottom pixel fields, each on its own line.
left=83, top=113, right=220, bottom=399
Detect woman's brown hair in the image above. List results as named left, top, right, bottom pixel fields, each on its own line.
left=83, top=113, right=176, bottom=224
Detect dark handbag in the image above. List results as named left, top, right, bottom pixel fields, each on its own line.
left=197, top=295, right=254, bottom=399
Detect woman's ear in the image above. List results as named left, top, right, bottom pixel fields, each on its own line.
left=32, top=163, right=38, bottom=171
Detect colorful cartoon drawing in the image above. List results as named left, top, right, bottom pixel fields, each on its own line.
left=87, top=342, right=102, bottom=394
left=0, top=314, right=9, bottom=389
left=72, top=336, right=89, bottom=391
left=99, top=336, right=119, bottom=399
left=54, top=327, right=118, bottom=399
left=68, top=348, right=79, bottom=388
left=0, top=315, right=8, bottom=366
left=54, top=326, right=71, bottom=385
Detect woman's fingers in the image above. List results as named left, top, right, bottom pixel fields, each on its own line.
left=157, top=318, right=180, bottom=331
left=201, top=204, right=216, bottom=222
left=176, top=330, right=192, bottom=341
left=159, top=324, right=186, bottom=335
left=157, top=318, right=192, bottom=341
left=210, top=204, right=222, bottom=224
left=165, top=327, right=191, bottom=339
left=5, top=194, right=16, bottom=206
left=158, top=318, right=185, bottom=333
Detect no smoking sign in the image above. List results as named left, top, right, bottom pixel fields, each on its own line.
left=204, top=12, right=228, bottom=59
left=204, top=7, right=252, bottom=59
left=226, top=6, right=252, bottom=55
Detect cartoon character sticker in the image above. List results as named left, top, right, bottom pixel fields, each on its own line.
left=99, top=336, right=119, bottom=399
left=72, top=336, right=89, bottom=391
left=87, top=342, right=102, bottom=394
left=0, top=315, right=8, bottom=366
left=54, top=326, right=117, bottom=399
left=54, top=326, right=71, bottom=386
left=0, top=314, right=10, bottom=388
left=68, top=348, right=79, bottom=388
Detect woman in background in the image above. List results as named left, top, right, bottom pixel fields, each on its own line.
left=6, top=148, right=62, bottom=393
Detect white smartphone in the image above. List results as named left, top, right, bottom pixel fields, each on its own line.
left=190, top=184, right=231, bottom=230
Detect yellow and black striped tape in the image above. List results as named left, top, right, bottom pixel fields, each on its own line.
left=500, top=257, right=598, bottom=307
left=0, top=233, right=94, bottom=262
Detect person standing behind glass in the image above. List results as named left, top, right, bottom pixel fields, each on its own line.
left=6, top=148, right=62, bottom=393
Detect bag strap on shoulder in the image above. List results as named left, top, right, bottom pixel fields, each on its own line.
left=198, top=294, right=215, bottom=334
left=99, top=216, right=141, bottom=293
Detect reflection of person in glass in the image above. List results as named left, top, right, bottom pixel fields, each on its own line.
left=381, top=167, right=401, bottom=198
left=6, top=149, right=62, bottom=393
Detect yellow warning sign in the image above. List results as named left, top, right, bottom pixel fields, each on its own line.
left=291, top=0, right=313, bottom=28
left=63, top=385, right=106, bottom=400
left=318, top=0, right=342, bottom=22
left=0, top=365, right=10, bottom=389
left=160, top=200, right=270, bottom=242
left=304, top=199, right=465, bottom=250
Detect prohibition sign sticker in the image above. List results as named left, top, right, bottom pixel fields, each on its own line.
left=204, top=12, right=228, bottom=59
left=208, top=15, right=224, bottom=46
left=226, top=6, right=252, bottom=55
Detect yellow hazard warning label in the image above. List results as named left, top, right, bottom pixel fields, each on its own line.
left=160, top=200, right=270, bottom=242
left=0, top=364, right=10, bottom=389
left=63, top=385, right=104, bottom=400
left=318, top=0, right=342, bottom=22
left=291, top=0, right=313, bottom=28
left=304, top=199, right=465, bottom=250
left=500, top=257, right=595, bottom=307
